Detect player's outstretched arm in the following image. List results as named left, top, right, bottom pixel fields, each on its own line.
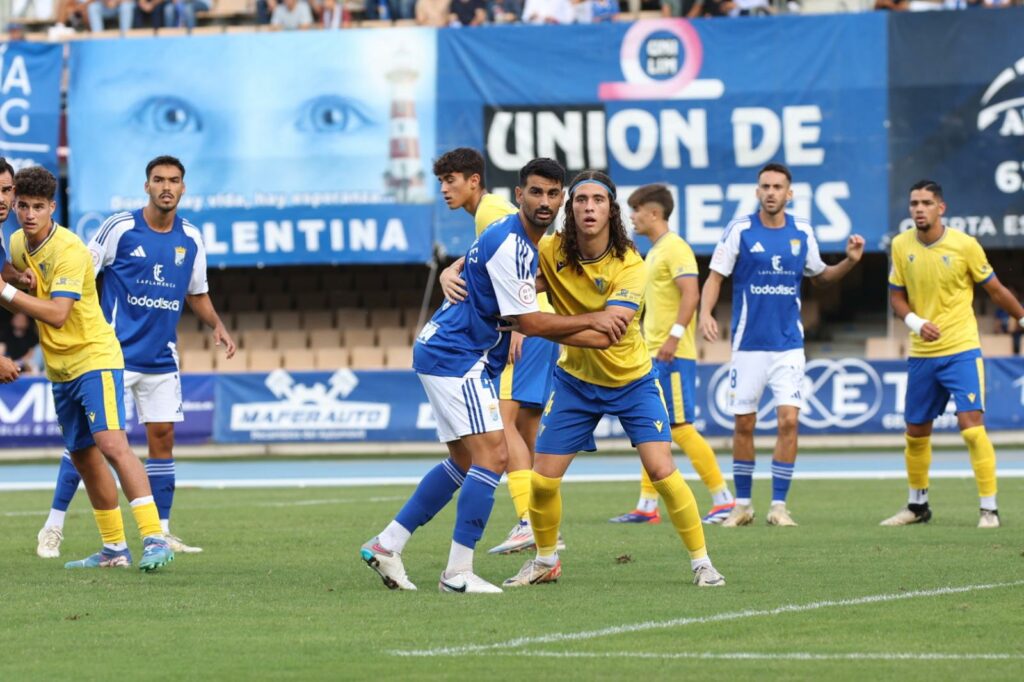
left=891, top=287, right=940, bottom=342
left=0, top=278, right=74, bottom=328
left=186, top=293, right=236, bottom=359
left=513, top=308, right=629, bottom=347
left=699, top=271, right=724, bottom=342
left=981, top=276, right=1024, bottom=328
left=811, top=234, right=865, bottom=287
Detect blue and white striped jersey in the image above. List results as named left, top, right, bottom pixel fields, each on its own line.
left=710, top=212, right=826, bottom=352
left=87, top=209, right=208, bottom=373
left=413, top=212, right=540, bottom=379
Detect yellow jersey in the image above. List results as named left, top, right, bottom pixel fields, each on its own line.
left=8, top=224, right=124, bottom=383
left=643, top=232, right=698, bottom=360
left=474, top=192, right=555, bottom=314
left=538, top=233, right=649, bottom=388
left=888, top=227, right=993, bottom=358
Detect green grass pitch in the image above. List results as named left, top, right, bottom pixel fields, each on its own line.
left=2, top=476, right=1022, bottom=680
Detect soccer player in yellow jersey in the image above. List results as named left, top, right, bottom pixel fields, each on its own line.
left=503, top=170, right=725, bottom=588
left=610, top=184, right=735, bottom=526
left=0, top=167, right=173, bottom=571
left=882, top=180, right=1024, bottom=529
left=434, top=148, right=561, bottom=555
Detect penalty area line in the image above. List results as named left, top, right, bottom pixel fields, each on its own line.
left=390, top=580, right=1024, bottom=657
left=500, top=651, right=1024, bottom=662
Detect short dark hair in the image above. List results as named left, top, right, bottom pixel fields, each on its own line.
left=146, top=155, right=186, bottom=181
left=432, top=148, right=485, bottom=182
left=0, top=157, right=14, bottom=179
left=910, top=179, right=943, bottom=200
left=14, top=166, right=57, bottom=200
left=628, top=184, right=674, bottom=220
left=758, top=162, right=792, bottom=184
left=518, top=157, right=565, bottom=188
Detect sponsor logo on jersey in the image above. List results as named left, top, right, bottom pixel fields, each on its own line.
left=127, top=294, right=182, bottom=311
left=771, top=255, right=783, bottom=272
left=153, top=264, right=165, bottom=283
left=749, top=283, right=797, bottom=296
left=750, top=241, right=765, bottom=253
left=174, top=246, right=186, bottom=266
left=130, top=245, right=147, bottom=258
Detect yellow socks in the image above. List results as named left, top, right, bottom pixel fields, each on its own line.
left=507, top=469, right=533, bottom=521
left=528, top=472, right=562, bottom=557
left=904, top=434, right=932, bottom=491
left=672, top=423, right=727, bottom=494
left=962, top=425, right=997, bottom=499
left=129, top=496, right=163, bottom=538
left=93, top=507, right=126, bottom=546
left=651, top=470, right=707, bottom=560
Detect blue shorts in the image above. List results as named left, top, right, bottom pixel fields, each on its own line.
left=497, top=336, right=558, bottom=409
left=905, top=349, right=985, bottom=425
left=51, top=369, right=126, bottom=452
left=654, top=357, right=697, bottom=425
left=535, top=367, right=672, bottom=455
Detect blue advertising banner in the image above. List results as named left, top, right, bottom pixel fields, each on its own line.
left=0, top=374, right=215, bottom=448
left=67, top=30, right=438, bottom=266
left=0, top=41, right=62, bottom=245
left=211, top=359, right=1024, bottom=445
left=888, top=9, right=1024, bottom=250
left=435, top=16, right=889, bottom=257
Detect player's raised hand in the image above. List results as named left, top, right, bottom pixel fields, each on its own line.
left=919, top=321, right=941, bottom=342
left=699, top=311, right=718, bottom=342
left=0, top=356, right=19, bottom=383
left=440, top=257, right=468, bottom=304
left=846, top=234, right=866, bottom=262
left=213, top=324, right=237, bottom=359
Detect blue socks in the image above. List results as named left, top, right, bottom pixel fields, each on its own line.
left=771, top=460, right=795, bottom=503
left=51, top=452, right=81, bottom=512
left=733, top=459, right=755, bottom=501
left=395, top=458, right=465, bottom=533
left=145, top=458, right=176, bottom=523
left=452, top=466, right=501, bottom=549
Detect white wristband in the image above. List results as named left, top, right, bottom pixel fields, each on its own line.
left=669, top=323, right=685, bottom=339
left=0, top=284, right=17, bottom=303
left=904, top=312, right=927, bottom=335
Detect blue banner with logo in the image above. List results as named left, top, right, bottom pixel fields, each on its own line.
left=888, top=8, right=1024, bottom=250
left=0, top=374, right=215, bottom=448
left=0, top=41, right=62, bottom=243
left=67, top=30, right=437, bottom=265
left=435, top=16, right=889, bottom=257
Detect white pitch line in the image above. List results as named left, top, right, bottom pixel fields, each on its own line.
left=503, top=651, right=1024, bottom=662
left=391, top=580, right=1024, bottom=657
left=4, top=469, right=1024, bottom=492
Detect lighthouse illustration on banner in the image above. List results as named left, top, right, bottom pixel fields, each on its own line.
left=384, top=50, right=427, bottom=203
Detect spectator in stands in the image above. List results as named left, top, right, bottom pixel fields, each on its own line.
left=874, top=0, right=909, bottom=9
left=488, top=0, right=522, bottom=22
left=994, top=286, right=1023, bottom=355
left=416, top=0, right=451, bottom=25
left=662, top=0, right=704, bottom=16
left=163, top=0, right=211, bottom=29
left=521, top=0, right=573, bottom=23
left=88, top=0, right=134, bottom=32
left=695, top=0, right=736, bottom=15
left=385, top=0, right=416, bottom=19
left=272, top=0, right=314, bottom=28
left=573, top=0, right=616, bottom=22
left=135, top=0, right=169, bottom=29
left=257, top=0, right=277, bottom=22
left=50, top=0, right=90, bottom=35
left=450, top=0, right=487, bottom=24
left=317, top=0, right=344, bottom=26
left=0, top=313, right=40, bottom=375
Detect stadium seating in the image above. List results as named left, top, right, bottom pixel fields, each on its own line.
left=865, top=336, right=904, bottom=360
left=980, top=334, right=1014, bottom=358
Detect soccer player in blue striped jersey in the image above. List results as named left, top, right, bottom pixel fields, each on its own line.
left=881, top=180, right=1024, bottom=529
left=433, top=147, right=561, bottom=555
left=34, top=156, right=236, bottom=560
left=699, top=163, right=864, bottom=527
left=360, top=158, right=629, bottom=593
left=0, top=157, right=34, bottom=384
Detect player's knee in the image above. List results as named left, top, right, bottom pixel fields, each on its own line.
left=734, top=415, right=756, bottom=437
left=777, top=411, right=799, bottom=434
left=957, top=411, right=984, bottom=432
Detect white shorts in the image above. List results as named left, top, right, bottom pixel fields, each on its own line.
left=727, top=349, right=806, bottom=415
left=124, top=371, right=184, bottom=424
left=418, top=362, right=503, bottom=443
